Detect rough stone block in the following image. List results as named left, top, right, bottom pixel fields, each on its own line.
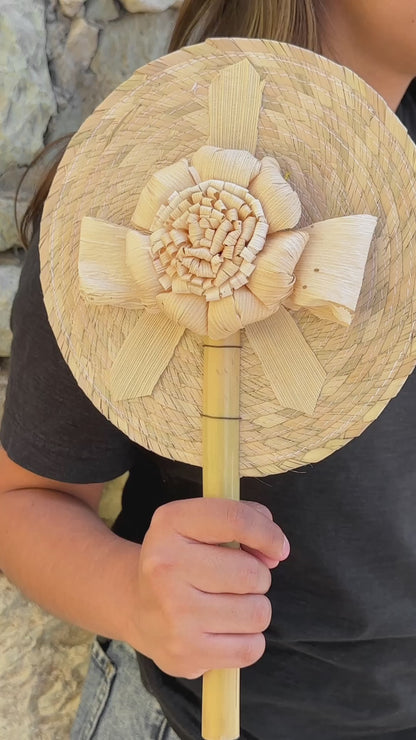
left=0, top=263, right=22, bottom=357
left=119, top=0, right=182, bottom=11
left=0, top=1, right=56, bottom=171
left=59, top=0, right=86, bottom=17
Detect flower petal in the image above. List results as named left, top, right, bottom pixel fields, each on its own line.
left=208, top=295, right=243, bottom=339
left=110, top=313, right=185, bottom=400
left=192, top=146, right=261, bottom=188
left=79, top=216, right=142, bottom=308
left=234, top=286, right=275, bottom=325
left=131, top=159, right=198, bottom=231
left=249, top=157, right=301, bottom=233
left=245, top=308, right=326, bottom=416
left=308, top=304, right=353, bottom=326
left=249, top=230, right=308, bottom=309
left=285, top=215, right=377, bottom=317
left=125, top=229, right=162, bottom=310
left=157, top=292, right=208, bottom=335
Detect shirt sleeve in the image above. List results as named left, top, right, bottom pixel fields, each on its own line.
left=0, top=236, right=138, bottom=484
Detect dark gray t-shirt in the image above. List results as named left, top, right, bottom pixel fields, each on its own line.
left=2, top=88, right=416, bottom=740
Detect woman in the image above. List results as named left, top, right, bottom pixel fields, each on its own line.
left=1, top=1, right=416, bottom=738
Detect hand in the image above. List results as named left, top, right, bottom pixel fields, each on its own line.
left=130, top=498, right=290, bottom=678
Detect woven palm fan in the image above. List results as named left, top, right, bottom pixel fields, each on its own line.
left=40, top=39, right=416, bottom=740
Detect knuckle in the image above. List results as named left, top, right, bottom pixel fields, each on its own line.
left=141, top=549, right=174, bottom=582
left=166, top=634, right=204, bottom=679
left=167, top=624, right=193, bottom=662
left=239, top=634, right=266, bottom=667
left=150, top=502, right=173, bottom=530
left=225, top=501, right=248, bottom=534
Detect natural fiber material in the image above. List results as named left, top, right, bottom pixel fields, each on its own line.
left=40, top=39, right=416, bottom=476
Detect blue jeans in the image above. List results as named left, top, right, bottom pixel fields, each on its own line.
left=71, top=638, right=181, bottom=739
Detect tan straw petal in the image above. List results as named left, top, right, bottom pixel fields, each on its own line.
left=79, top=216, right=142, bottom=308
left=192, top=146, right=261, bottom=188
left=249, top=230, right=308, bottom=308
left=208, top=58, right=265, bottom=152
left=233, top=286, right=275, bottom=324
left=125, top=229, right=162, bottom=310
left=208, top=295, right=243, bottom=339
left=286, top=215, right=377, bottom=320
left=131, top=159, right=198, bottom=231
left=157, top=292, right=208, bottom=335
left=249, top=156, right=302, bottom=232
left=246, top=308, right=326, bottom=415
left=110, top=312, right=185, bottom=400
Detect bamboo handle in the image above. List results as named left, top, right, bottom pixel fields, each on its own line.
left=202, top=331, right=241, bottom=740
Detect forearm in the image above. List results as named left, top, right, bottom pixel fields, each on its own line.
left=0, top=487, right=140, bottom=644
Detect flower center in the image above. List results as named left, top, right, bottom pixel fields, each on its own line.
left=150, top=180, right=268, bottom=301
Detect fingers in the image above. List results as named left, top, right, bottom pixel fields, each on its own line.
left=136, top=498, right=290, bottom=678
left=200, top=632, right=267, bottom=671
left=164, top=632, right=268, bottom=678
left=152, top=498, right=289, bottom=564
left=172, top=542, right=272, bottom=594
left=195, top=591, right=272, bottom=635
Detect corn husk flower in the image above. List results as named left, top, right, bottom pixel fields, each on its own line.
left=127, top=146, right=307, bottom=338
left=79, top=146, right=376, bottom=411
left=80, top=145, right=376, bottom=341
left=78, top=60, right=377, bottom=414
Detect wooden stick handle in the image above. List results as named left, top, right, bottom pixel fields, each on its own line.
left=202, top=332, right=241, bottom=740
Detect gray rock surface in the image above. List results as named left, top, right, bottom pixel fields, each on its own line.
left=66, top=17, right=99, bottom=68
left=0, top=359, right=10, bottom=416
left=0, top=1, right=56, bottom=173
left=120, top=0, right=182, bottom=11
left=90, top=8, right=177, bottom=103
left=0, top=263, right=21, bottom=357
left=0, top=196, right=24, bottom=254
left=1, top=1, right=181, bottom=254
left=86, top=0, right=120, bottom=23
left=58, top=0, right=86, bottom=17
left=0, top=168, right=32, bottom=252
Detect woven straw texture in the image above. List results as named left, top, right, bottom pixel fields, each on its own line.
left=40, top=38, right=416, bottom=476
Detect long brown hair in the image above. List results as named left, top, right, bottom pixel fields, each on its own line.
left=169, top=0, right=321, bottom=54
left=20, top=0, right=321, bottom=247
left=16, top=135, right=72, bottom=249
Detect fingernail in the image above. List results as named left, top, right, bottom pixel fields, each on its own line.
left=282, top=535, right=290, bottom=560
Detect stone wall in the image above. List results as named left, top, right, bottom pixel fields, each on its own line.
left=0, top=0, right=181, bottom=356
left=0, top=2, right=180, bottom=737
